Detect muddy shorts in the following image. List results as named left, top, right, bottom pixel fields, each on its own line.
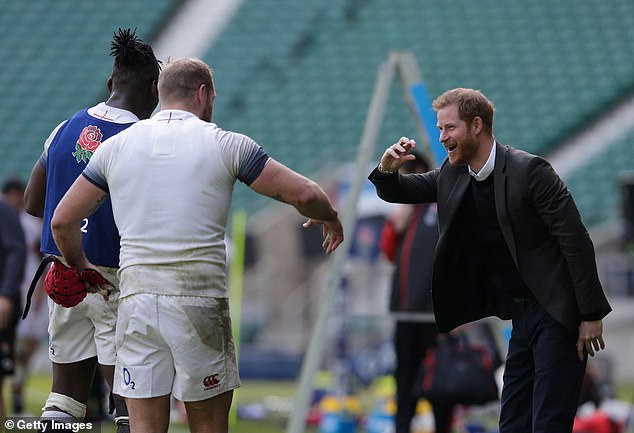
left=113, top=294, right=240, bottom=401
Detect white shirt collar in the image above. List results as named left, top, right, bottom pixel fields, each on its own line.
left=152, top=109, right=198, bottom=122
left=87, top=102, right=140, bottom=124
left=469, top=140, right=496, bottom=181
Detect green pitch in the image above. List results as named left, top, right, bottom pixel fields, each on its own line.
left=4, top=374, right=318, bottom=433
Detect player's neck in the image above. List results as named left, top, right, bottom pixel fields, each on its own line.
left=105, top=92, right=146, bottom=120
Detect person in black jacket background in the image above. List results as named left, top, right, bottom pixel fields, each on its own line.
left=379, top=152, right=453, bottom=433
left=0, top=191, right=26, bottom=425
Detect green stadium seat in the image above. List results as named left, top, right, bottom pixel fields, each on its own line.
left=564, top=127, right=634, bottom=227
left=199, top=0, right=634, bottom=217
left=2, top=0, right=633, bottom=225
left=0, top=0, right=182, bottom=184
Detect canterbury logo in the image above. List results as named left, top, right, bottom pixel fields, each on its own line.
left=202, top=374, right=220, bottom=389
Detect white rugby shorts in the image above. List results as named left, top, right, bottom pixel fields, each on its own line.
left=47, top=266, right=120, bottom=365
left=113, top=294, right=240, bottom=401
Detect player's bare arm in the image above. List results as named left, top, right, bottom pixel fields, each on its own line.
left=378, top=137, right=417, bottom=173
left=250, top=158, right=344, bottom=254
left=0, top=297, right=13, bottom=330
left=24, top=161, right=47, bottom=217
left=51, top=176, right=108, bottom=270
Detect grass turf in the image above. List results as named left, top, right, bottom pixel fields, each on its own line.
left=5, top=374, right=319, bottom=433
left=6, top=372, right=634, bottom=432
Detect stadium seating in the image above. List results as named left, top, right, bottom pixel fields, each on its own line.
left=1, top=0, right=633, bottom=227
left=564, top=126, right=634, bottom=228
left=204, top=0, right=634, bottom=221
left=0, top=0, right=182, bottom=180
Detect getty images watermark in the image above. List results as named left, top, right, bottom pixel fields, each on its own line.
left=4, top=416, right=102, bottom=432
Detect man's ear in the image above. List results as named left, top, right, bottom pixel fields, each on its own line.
left=472, top=116, right=484, bottom=135
left=151, top=80, right=158, bottom=99
left=196, top=84, right=208, bottom=105
left=107, top=77, right=113, bottom=93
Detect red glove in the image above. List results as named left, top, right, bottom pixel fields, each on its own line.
left=44, top=258, right=113, bottom=308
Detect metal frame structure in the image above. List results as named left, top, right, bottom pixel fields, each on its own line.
left=285, top=51, right=442, bottom=433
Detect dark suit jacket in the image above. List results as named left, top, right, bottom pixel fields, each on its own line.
left=369, top=142, right=612, bottom=337
left=0, top=199, right=25, bottom=314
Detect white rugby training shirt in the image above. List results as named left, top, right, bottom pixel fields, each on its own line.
left=83, top=109, right=269, bottom=298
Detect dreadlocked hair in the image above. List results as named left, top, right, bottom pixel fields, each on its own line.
left=110, top=28, right=160, bottom=86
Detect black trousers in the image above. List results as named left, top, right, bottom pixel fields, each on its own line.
left=393, top=321, right=453, bottom=433
left=500, top=299, right=587, bottom=433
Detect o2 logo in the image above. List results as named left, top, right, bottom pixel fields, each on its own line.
left=123, top=367, right=136, bottom=390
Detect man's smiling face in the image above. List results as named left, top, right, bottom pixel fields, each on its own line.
left=437, top=104, right=479, bottom=166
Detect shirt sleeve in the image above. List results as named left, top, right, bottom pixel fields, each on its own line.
left=379, top=220, right=400, bottom=263
left=218, top=130, right=270, bottom=185
left=82, top=138, right=113, bottom=193
left=527, top=156, right=610, bottom=319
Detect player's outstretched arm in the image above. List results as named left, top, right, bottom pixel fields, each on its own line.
left=249, top=159, right=344, bottom=254
left=51, top=176, right=108, bottom=270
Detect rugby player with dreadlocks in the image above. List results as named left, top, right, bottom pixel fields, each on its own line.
left=24, top=28, right=160, bottom=432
